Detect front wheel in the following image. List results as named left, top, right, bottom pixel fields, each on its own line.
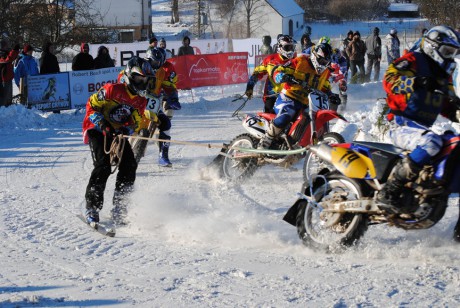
left=221, top=134, right=259, bottom=181
left=296, top=174, right=368, bottom=251
left=303, top=132, right=345, bottom=182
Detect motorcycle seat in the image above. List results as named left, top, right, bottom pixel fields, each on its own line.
left=353, top=141, right=404, bottom=155
left=257, top=112, right=276, bottom=121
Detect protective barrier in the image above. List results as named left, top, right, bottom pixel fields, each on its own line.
left=25, top=52, right=249, bottom=112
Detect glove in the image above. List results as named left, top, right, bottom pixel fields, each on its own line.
left=117, top=126, right=134, bottom=136
left=99, top=119, right=113, bottom=136
left=280, top=74, right=297, bottom=84
left=165, top=97, right=181, bottom=110
left=339, top=79, right=347, bottom=92
left=414, top=76, right=438, bottom=91
left=329, top=93, right=341, bottom=106
left=245, top=85, right=254, bottom=99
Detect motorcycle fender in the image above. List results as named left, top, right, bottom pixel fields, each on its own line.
left=242, top=115, right=269, bottom=139
left=283, top=199, right=302, bottom=226
left=330, top=147, right=377, bottom=179
left=314, top=110, right=347, bottom=130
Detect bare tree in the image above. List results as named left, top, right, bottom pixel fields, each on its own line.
left=418, top=0, right=460, bottom=29
left=1, top=0, right=110, bottom=53
left=214, top=0, right=240, bottom=38
left=240, top=0, right=265, bottom=38
left=171, top=0, right=179, bottom=23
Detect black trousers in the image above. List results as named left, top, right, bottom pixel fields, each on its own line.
left=85, top=129, right=138, bottom=210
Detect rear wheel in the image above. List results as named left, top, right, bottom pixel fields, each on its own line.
left=303, top=132, right=345, bottom=182
left=296, top=174, right=368, bottom=251
left=221, top=134, right=259, bottom=181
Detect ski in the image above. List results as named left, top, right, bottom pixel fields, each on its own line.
left=77, top=215, right=116, bottom=237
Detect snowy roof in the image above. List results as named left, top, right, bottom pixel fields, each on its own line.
left=265, top=0, right=304, bottom=18
left=388, top=3, right=419, bottom=12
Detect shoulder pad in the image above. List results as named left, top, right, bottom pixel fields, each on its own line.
left=394, top=60, right=410, bottom=70
left=97, top=88, right=106, bottom=101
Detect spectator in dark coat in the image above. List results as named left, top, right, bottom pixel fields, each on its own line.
left=260, top=36, right=273, bottom=55
left=0, top=40, right=20, bottom=107
left=94, top=45, right=115, bottom=69
left=346, top=31, right=366, bottom=84
left=341, top=30, right=354, bottom=72
left=39, top=41, right=60, bottom=75
left=365, top=27, right=382, bottom=82
left=72, top=43, right=94, bottom=71
left=177, top=36, right=194, bottom=56
left=300, top=33, right=313, bottom=53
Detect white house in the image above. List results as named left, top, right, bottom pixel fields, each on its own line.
left=86, top=0, right=151, bottom=42
left=257, top=0, right=305, bottom=38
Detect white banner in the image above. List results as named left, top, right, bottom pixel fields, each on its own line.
left=28, top=73, right=71, bottom=111
left=89, top=39, right=229, bottom=67
left=68, top=66, right=123, bottom=109
left=231, top=38, right=275, bottom=70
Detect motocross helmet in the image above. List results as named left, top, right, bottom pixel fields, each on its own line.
left=145, top=46, right=166, bottom=69
left=123, top=57, right=153, bottom=95
left=421, top=25, right=460, bottom=75
left=311, top=43, right=332, bottom=74
left=277, top=35, right=296, bottom=60
left=318, top=36, right=331, bottom=45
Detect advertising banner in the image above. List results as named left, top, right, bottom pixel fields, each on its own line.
left=232, top=38, right=275, bottom=71
left=68, top=66, right=123, bottom=109
left=168, top=52, right=249, bottom=89
left=90, top=39, right=228, bottom=67
left=27, top=73, right=71, bottom=111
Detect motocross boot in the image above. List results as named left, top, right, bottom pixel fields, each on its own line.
left=377, top=157, right=422, bottom=214
left=258, top=121, right=282, bottom=150
left=158, top=132, right=172, bottom=167
left=454, top=206, right=460, bottom=243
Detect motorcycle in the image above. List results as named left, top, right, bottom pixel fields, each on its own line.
left=220, top=89, right=346, bottom=181
left=283, top=133, right=460, bottom=251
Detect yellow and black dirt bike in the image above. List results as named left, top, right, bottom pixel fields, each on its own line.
left=283, top=135, right=460, bottom=251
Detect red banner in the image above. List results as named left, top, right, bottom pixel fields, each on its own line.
left=168, top=52, right=249, bottom=90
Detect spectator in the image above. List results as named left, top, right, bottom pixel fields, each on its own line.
left=346, top=31, right=366, bottom=84
left=72, top=43, right=94, bottom=71
left=148, top=36, right=158, bottom=50
left=14, top=44, right=39, bottom=101
left=39, top=41, right=60, bottom=75
left=94, top=45, right=115, bottom=69
left=159, top=38, right=173, bottom=59
left=341, top=30, right=354, bottom=74
left=0, top=39, right=20, bottom=107
left=178, top=36, right=194, bottom=56
left=260, top=36, right=273, bottom=55
left=365, top=27, right=382, bottom=82
left=300, top=33, right=313, bottom=53
left=385, top=28, right=401, bottom=64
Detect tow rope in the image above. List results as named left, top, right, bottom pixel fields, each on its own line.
left=104, top=134, right=126, bottom=173
left=124, top=134, right=309, bottom=156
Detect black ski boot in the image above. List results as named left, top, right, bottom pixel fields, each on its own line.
left=158, top=133, right=172, bottom=167
left=454, top=205, right=460, bottom=243
left=377, top=157, right=422, bottom=214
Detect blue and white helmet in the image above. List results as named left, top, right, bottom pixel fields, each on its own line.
left=421, top=25, right=460, bottom=75
left=145, top=47, right=166, bottom=69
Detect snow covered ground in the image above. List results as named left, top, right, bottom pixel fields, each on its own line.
left=1, top=75, right=460, bottom=307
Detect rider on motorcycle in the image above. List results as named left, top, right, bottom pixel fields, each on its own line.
left=258, top=42, right=341, bottom=149
left=145, top=47, right=181, bottom=167
left=244, top=35, right=296, bottom=113
left=378, top=26, right=460, bottom=237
